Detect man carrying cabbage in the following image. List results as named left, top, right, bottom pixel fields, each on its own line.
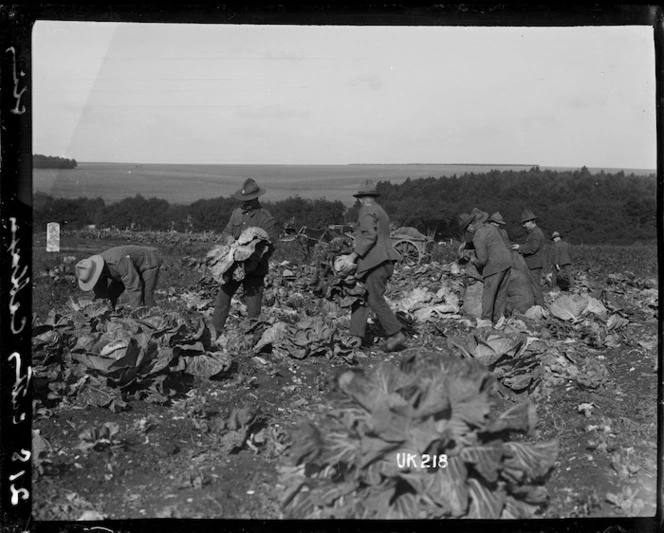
left=210, top=178, right=279, bottom=337
left=336, top=180, right=406, bottom=352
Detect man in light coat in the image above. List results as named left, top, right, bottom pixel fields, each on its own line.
left=551, top=231, right=574, bottom=290
left=463, top=209, right=512, bottom=327
left=344, top=180, right=406, bottom=352
left=212, top=178, right=279, bottom=336
left=75, top=245, right=162, bottom=309
left=512, top=209, right=545, bottom=307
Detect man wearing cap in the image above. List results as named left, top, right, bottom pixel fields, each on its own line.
left=488, top=212, right=511, bottom=247
left=343, top=180, right=406, bottom=352
left=551, top=231, right=573, bottom=290
left=75, top=245, right=162, bottom=309
left=462, top=209, right=512, bottom=328
left=512, top=210, right=545, bottom=306
left=211, top=178, right=279, bottom=336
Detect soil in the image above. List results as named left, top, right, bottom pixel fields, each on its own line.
left=29, top=233, right=659, bottom=522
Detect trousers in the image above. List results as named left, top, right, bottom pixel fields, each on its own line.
left=552, top=265, right=574, bottom=290
left=212, top=274, right=265, bottom=334
left=141, top=259, right=162, bottom=307
left=482, top=267, right=510, bottom=322
left=529, top=267, right=544, bottom=306
left=350, top=261, right=401, bottom=338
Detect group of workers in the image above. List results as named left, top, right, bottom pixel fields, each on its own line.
left=459, top=206, right=573, bottom=328
left=74, top=178, right=573, bottom=351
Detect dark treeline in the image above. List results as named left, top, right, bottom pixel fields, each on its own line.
left=373, top=166, right=657, bottom=244
left=33, top=154, right=78, bottom=169
left=33, top=167, right=656, bottom=244
left=33, top=193, right=347, bottom=235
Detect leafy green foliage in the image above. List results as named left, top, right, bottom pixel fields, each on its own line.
left=549, top=294, right=590, bottom=323
left=279, top=358, right=558, bottom=519
left=32, top=299, right=233, bottom=409
left=448, top=330, right=539, bottom=393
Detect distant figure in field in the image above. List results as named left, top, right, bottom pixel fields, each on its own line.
left=211, top=178, right=279, bottom=337
left=462, top=208, right=512, bottom=329
left=487, top=211, right=511, bottom=247
left=512, top=209, right=545, bottom=307
left=551, top=231, right=574, bottom=290
left=75, top=245, right=162, bottom=309
left=337, top=180, right=406, bottom=352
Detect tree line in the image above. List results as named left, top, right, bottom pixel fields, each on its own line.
left=33, top=167, right=656, bottom=244
left=33, top=193, right=347, bottom=235
left=33, top=154, right=78, bottom=169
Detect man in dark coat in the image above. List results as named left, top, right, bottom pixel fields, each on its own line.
left=75, top=245, right=162, bottom=309
left=344, top=180, right=406, bottom=352
left=463, top=209, right=512, bottom=327
left=512, top=209, right=545, bottom=306
left=211, top=178, right=279, bottom=336
left=551, top=231, right=574, bottom=290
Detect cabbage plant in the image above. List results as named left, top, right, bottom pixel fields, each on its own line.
left=279, top=358, right=558, bottom=519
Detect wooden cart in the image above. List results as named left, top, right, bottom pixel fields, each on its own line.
left=391, top=230, right=435, bottom=266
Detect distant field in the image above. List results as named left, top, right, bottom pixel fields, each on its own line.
left=33, top=162, right=656, bottom=206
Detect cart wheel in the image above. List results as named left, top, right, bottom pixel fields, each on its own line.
left=393, top=240, right=421, bottom=266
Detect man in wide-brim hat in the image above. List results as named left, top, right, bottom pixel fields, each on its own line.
left=211, top=178, right=279, bottom=337
left=457, top=208, right=488, bottom=261
left=488, top=211, right=511, bottom=247
left=232, top=177, right=266, bottom=201
left=551, top=230, right=574, bottom=290
left=460, top=208, right=512, bottom=328
left=342, top=179, right=406, bottom=352
left=459, top=207, right=488, bottom=234
left=512, top=209, right=545, bottom=306
left=75, top=245, right=162, bottom=309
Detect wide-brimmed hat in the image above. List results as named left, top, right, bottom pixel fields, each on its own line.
left=459, top=208, right=489, bottom=233
left=520, top=209, right=538, bottom=224
left=233, top=178, right=266, bottom=201
left=353, top=179, right=380, bottom=198
left=75, top=255, right=105, bottom=291
left=551, top=231, right=562, bottom=240
left=488, top=211, right=506, bottom=225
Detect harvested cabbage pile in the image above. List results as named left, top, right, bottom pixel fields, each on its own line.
left=207, top=226, right=272, bottom=283
left=310, top=237, right=366, bottom=308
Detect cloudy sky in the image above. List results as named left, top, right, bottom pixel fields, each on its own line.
left=32, top=21, right=656, bottom=169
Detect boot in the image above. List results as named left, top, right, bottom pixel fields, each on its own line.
left=383, top=331, right=406, bottom=353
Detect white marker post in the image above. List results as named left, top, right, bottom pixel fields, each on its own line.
left=46, top=222, right=60, bottom=252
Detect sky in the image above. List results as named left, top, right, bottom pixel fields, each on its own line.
left=32, top=21, right=657, bottom=169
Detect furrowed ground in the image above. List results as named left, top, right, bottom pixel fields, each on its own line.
left=31, top=229, right=658, bottom=520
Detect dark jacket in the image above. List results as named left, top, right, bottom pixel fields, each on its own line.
left=498, top=228, right=511, bottom=247
left=354, top=202, right=401, bottom=276
left=472, top=223, right=512, bottom=278
left=97, top=245, right=162, bottom=308
left=222, top=205, right=279, bottom=276
left=519, top=225, right=546, bottom=270
left=553, top=239, right=572, bottom=267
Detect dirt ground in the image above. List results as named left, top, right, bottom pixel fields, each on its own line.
left=29, top=232, right=659, bottom=523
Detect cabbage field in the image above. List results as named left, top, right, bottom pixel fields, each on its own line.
left=30, top=229, right=658, bottom=521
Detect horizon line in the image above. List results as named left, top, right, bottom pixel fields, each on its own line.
left=66, top=161, right=657, bottom=172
